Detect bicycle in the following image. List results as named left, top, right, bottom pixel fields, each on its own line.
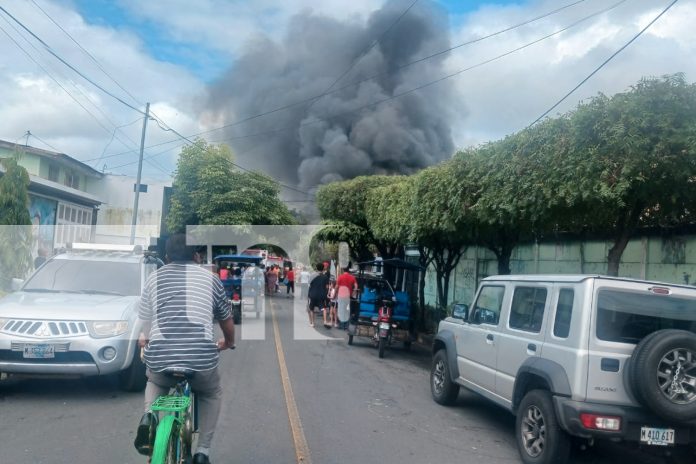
left=148, top=370, right=198, bottom=464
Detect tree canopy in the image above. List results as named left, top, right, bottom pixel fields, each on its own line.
left=167, top=139, right=295, bottom=233
left=0, top=156, right=32, bottom=289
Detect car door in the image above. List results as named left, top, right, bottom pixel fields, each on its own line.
left=495, top=284, right=551, bottom=404
left=455, top=284, right=507, bottom=396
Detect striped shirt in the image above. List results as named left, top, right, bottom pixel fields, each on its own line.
left=139, top=263, right=231, bottom=372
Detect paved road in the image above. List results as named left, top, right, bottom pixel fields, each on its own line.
left=0, top=295, right=685, bottom=464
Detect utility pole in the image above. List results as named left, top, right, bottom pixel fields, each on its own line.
left=130, top=102, right=150, bottom=245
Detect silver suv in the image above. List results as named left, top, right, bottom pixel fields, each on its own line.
left=0, top=244, right=162, bottom=391
left=431, top=275, right=696, bottom=463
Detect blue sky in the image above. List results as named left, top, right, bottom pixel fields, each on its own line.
left=73, top=0, right=524, bottom=82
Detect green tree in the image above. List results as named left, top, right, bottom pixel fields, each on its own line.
left=0, top=156, right=32, bottom=289
left=315, top=175, right=405, bottom=261
left=563, top=74, right=696, bottom=275
left=412, top=162, right=471, bottom=310
left=167, top=139, right=295, bottom=232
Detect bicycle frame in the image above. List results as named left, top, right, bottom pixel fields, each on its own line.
left=149, top=377, right=197, bottom=464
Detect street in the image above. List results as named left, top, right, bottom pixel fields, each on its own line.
left=0, top=295, right=681, bottom=464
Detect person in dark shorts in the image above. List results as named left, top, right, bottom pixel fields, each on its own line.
left=307, top=263, right=329, bottom=327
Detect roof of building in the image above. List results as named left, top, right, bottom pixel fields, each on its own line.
left=0, top=139, right=103, bottom=178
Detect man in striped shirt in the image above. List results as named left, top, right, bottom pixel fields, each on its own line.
left=134, top=234, right=235, bottom=464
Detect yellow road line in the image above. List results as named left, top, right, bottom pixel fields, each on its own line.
left=271, top=303, right=313, bottom=464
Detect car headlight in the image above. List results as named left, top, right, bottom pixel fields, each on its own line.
left=88, top=321, right=129, bottom=338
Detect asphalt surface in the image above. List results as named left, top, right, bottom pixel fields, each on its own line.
left=0, top=294, right=690, bottom=464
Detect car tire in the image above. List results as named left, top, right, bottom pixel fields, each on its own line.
left=119, top=349, right=147, bottom=392
left=515, top=390, right=570, bottom=464
left=430, top=350, right=459, bottom=405
left=630, top=329, right=696, bottom=422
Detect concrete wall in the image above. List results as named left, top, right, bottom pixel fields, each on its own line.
left=424, top=235, right=696, bottom=308
left=90, top=174, right=171, bottom=246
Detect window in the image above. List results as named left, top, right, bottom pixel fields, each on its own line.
left=470, top=286, right=504, bottom=325
left=509, top=287, right=548, bottom=333
left=596, top=289, right=696, bottom=344
left=64, top=172, right=79, bottom=189
left=553, top=289, right=574, bottom=338
left=48, top=164, right=59, bottom=182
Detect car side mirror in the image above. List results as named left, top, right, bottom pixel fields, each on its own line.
left=452, top=303, right=469, bottom=320
left=11, top=278, right=24, bottom=291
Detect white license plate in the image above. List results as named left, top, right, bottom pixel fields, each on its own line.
left=379, top=322, right=390, bottom=330
left=23, top=344, right=55, bottom=359
left=640, top=427, right=675, bottom=446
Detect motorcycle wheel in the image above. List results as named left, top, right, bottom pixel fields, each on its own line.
left=378, top=337, right=386, bottom=358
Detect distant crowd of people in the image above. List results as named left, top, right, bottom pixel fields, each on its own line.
left=306, top=262, right=357, bottom=330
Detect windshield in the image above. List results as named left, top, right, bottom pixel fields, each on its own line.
left=23, top=259, right=141, bottom=296
left=596, top=289, right=696, bottom=344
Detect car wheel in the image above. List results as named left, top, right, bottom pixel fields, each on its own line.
left=430, top=350, right=459, bottom=405
left=119, top=349, right=147, bottom=392
left=630, top=329, right=696, bottom=422
left=515, top=390, right=570, bottom=464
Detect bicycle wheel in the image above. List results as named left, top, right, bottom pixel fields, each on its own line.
left=151, top=415, right=179, bottom=464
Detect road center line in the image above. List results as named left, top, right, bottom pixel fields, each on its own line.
left=271, top=302, right=313, bottom=464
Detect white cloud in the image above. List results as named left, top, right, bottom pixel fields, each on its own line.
left=444, top=0, right=696, bottom=149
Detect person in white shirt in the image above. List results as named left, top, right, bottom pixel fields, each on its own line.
left=299, top=266, right=311, bottom=299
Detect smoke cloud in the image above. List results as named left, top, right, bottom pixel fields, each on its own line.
left=204, top=0, right=457, bottom=191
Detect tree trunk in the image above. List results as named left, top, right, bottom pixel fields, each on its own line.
left=606, top=204, right=642, bottom=277
left=607, top=232, right=631, bottom=277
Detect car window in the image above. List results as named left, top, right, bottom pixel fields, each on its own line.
left=23, top=259, right=141, bottom=296
left=596, top=289, right=696, bottom=343
left=553, top=288, right=574, bottom=338
left=470, top=285, right=505, bottom=326
left=509, top=287, right=548, bottom=333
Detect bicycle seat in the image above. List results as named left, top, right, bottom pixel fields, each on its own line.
left=163, top=369, right=196, bottom=380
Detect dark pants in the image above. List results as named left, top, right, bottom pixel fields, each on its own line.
left=286, top=281, right=294, bottom=293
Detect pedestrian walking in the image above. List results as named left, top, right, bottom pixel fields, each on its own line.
left=336, top=266, right=358, bottom=330
left=307, top=263, right=329, bottom=328
left=324, top=279, right=337, bottom=329
left=299, top=267, right=310, bottom=298
left=286, top=267, right=295, bottom=297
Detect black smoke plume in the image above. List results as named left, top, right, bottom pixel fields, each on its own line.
left=204, top=0, right=457, bottom=192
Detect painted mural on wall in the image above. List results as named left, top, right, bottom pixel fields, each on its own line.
left=29, top=195, right=57, bottom=258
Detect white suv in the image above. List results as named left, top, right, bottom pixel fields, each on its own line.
left=431, top=275, right=696, bottom=463
left=0, top=244, right=162, bottom=391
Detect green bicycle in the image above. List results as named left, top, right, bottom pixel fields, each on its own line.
left=149, top=371, right=198, bottom=464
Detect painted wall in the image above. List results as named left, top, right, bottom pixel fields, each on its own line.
left=424, top=235, right=696, bottom=308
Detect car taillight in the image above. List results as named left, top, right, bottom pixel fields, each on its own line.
left=580, top=413, right=621, bottom=431
left=232, top=293, right=240, bottom=301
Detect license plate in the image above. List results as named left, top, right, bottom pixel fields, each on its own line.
left=23, top=344, right=55, bottom=359
left=640, top=427, right=675, bottom=446
left=379, top=322, right=390, bottom=330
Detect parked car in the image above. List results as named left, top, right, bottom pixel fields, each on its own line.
left=431, top=274, right=696, bottom=464
left=0, top=243, right=162, bottom=391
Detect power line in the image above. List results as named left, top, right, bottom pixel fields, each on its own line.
left=27, top=132, right=60, bottom=152
left=0, top=4, right=144, bottom=115
left=29, top=0, right=143, bottom=108
left=529, top=0, right=679, bottom=126
left=113, top=0, right=587, bottom=155
left=179, top=0, right=629, bottom=148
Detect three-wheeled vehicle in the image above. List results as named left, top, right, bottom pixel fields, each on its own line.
left=347, top=258, right=423, bottom=358
left=213, top=254, right=264, bottom=324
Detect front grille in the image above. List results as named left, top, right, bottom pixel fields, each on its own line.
left=0, top=349, right=94, bottom=364
left=0, top=319, right=88, bottom=338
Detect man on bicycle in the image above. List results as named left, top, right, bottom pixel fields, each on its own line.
left=134, top=234, right=235, bottom=464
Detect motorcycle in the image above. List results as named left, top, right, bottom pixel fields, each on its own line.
left=376, top=297, right=396, bottom=358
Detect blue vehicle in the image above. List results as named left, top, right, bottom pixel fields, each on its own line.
left=348, top=259, right=423, bottom=358
left=213, top=254, right=264, bottom=324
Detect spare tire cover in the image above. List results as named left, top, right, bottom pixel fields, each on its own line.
left=629, top=329, right=696, bottom=422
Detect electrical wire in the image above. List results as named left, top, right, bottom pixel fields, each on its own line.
left=529, top=0, right=679, bottom=126
left=106, top=0, right=588, bottom=155
left=28, top=0, right=143, bottom=108
left=0, top=4, right=144, bottom=115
